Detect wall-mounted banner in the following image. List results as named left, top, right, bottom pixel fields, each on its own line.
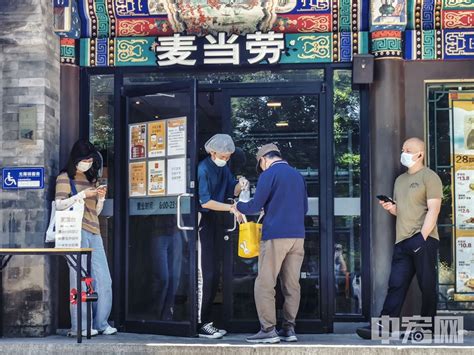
left=130, top=123, right=147, bottom=159
left=450, top=92, right=474, bottom=295
left=80, top=31, right=369, bottom=66
left=2, top=167, right=44, bottom=190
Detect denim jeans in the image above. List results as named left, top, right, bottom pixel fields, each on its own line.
left=69, top=230, right=113, bottom=331
left=151, top=232, right=183, bottom=320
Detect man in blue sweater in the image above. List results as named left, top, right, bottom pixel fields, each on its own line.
left=235, top=143, right=308, bottom=344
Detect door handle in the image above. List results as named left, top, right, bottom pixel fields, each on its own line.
left=225, top=198, right=237, bottom=232
left=225, top=215, right=237, bottom=232
left=177, top=193, right=194, bottom=231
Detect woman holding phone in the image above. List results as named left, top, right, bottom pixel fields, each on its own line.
left=55, top=140, right=117, bottom=337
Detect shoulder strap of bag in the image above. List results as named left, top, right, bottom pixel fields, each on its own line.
left=69, top=178, right=78, bottom=196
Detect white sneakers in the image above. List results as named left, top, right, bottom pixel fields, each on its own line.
left=101, top=325, right=118, bottom=335
left=68, top=325, right=117, bottom=337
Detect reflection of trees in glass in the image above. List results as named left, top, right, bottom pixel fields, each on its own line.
left=90, top=76, right=114, bottom=151
left=231, top=95, right=319, bottom=187
left=334, top=70, right=361, bottom=197
left=125, top=70, right=324, bottom=85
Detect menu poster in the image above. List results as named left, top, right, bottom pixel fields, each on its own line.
left=129, top=162, right=147, bottom=197
left=456, top=237, right=474, bottom=293
left=450, top=92, right=474, bottom=295
left=148, top=121, right=166, bottom=158
left=148, top=160, right=166, bottom=196
left=167, top=117, right=187, bottom=156
left=167, top=157, right=186, bottom=195
left=130, top=123, right=147, bottom=159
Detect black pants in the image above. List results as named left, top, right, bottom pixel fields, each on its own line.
left=381, top=232, right=439, bottom=319
left=198, top=211, right=225, bottom=325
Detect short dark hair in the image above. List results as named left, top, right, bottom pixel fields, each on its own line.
left=263, top=151, right=282, bottom=159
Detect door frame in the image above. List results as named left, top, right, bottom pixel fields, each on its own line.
left=119, top=80, right=199, bottom=336
left=219, top=81, right=334, bottom=333
left=78, top=65, right=371, bottom=334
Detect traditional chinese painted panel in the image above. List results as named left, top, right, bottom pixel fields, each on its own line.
left=404, top=29, right=474, bottom=60
left=370, top=0, right=407, bottom=30
left=73, top=0, right=370, bottom=37
left=57, top=0, right=474, bottom=64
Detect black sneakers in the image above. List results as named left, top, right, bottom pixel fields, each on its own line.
left=198, top=322, right=224, bottom=339
left=356, top=322, right=389, bottom=340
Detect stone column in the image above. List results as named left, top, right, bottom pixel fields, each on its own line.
left=369, top=59, right=405, bottom=317
left=0, top=0, right=60, bottom=336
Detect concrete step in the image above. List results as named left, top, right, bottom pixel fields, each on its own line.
left=0, top=333, right=472, bottom=355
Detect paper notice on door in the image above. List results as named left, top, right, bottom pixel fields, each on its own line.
left=130, top=123, right=147, bottom=160
left=148, top=160, right=166, bottom=196
left=129, top=162, right=147, bottom=197
left=167, top=117, right=186, bottom=156
left=167, top=157, right=186, bottom=195
left=148, top=121, right=166, bottom=158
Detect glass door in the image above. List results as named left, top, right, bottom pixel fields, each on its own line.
left=121, top=81, right=198, bottom=336
left=221, top=83, right=331, bottom=333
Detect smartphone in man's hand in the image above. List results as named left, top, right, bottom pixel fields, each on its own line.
left=376, top=195, right=395, bottom=204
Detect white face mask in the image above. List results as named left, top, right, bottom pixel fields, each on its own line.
left=77, top=161, right=93, bottom=172
left=213, top=157, right=227, bottom=167
left=400, top=152, right=419, bottom=168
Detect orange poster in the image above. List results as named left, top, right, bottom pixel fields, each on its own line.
left=129, top=162, right=147, bottom=197
left=148, top=121, right=166, bottom=158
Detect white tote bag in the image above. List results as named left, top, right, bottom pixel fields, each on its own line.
left=45, top=200, right=84, bottom=248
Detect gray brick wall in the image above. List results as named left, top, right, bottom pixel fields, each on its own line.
left=0, top=0, right=60, bottom=336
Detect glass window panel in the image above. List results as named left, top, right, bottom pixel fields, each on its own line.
left=89, top=74, right=115, bottom=269
left=125, top=91, right=194, bottom=323
left=124, top=69, right=324, bottom=86
left=231, top=93, right=320, bottom=320
left=427, top=83, right=474, bottom=312
left=333, top=70, right=362, bottom=315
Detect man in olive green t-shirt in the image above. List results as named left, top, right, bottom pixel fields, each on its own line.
left=357, top=137, right=442, bottom=340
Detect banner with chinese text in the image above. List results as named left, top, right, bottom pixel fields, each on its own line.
left=450, top=92, right=474, bottom=296
left=80, top=31, right=369, bottom=67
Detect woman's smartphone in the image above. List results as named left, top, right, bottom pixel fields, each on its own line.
left=376, top=195, right=395, bottom=204
left=97, top=184, right=107, bottom=190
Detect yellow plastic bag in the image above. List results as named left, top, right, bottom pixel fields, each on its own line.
left=238, top=214, right=263, bottom=259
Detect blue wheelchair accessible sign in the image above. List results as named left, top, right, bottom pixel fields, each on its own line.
left=2, top=167, right=44, bottom=190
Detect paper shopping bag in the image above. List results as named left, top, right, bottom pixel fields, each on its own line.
left=238, top=213, right=263, bottom=258
left=54, top=200, right=85, bottom=249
